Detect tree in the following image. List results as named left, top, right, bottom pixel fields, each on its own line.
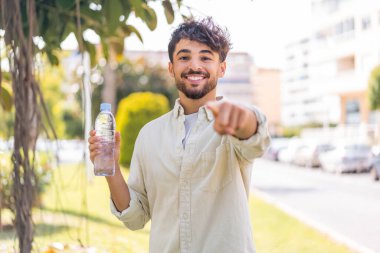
left=0, top=1, right=186, bottom=252
left=368, top=66, right=380, bottom=110
left=115, top=57, right=178, bottom=107
left=91, top=56, right=177, bottom=118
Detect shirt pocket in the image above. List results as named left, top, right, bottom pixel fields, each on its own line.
left=199, top=143, right=233, bottom=192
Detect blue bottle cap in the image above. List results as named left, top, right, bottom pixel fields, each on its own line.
left=100, top=103, right=111, bottom=112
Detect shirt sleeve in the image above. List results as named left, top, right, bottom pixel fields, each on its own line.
left=110, top=130, right=151, bottom=230
left=228, top=105, right=271, bottom=162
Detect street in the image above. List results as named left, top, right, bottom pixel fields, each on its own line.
left=251, top=159, right=380, bottom=253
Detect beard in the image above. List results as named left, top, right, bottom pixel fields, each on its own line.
left=175, top=70, right=217, bottom=99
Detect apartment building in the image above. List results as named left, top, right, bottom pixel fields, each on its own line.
left=251, top=67, right=282, bottom=136
left=218, top=52, right=254, bottom=104
left=282, top=0, right=380, bottom=128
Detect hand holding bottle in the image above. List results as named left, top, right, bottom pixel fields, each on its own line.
left=90, top=103, right=119, bottom=176
left=88, top=130, right=121, bottom=166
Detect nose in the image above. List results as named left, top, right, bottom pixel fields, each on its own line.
left=188, top=59, right=202, bottom=71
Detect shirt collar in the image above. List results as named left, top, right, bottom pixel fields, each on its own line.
left=174, top=98, right=185, bottom=118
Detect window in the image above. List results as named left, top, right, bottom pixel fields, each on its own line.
left=343, top=18, right=355, bottom=33
left=345, top=100, right=360, bottom=124
left=361, top=15, right=371, bottom=30
left=335, top=22, right=344, bottom=35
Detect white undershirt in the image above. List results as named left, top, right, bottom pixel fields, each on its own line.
left=182, top=112, right=198, bottom=148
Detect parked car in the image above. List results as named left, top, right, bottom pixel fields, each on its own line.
left=293, top=143, right=334, bottom=168
left=369, top=155, right=380, bottom=181
left=263, top=138, right=289, bottom=161
left=319, top=143, right=372, bottom=173
left=277, top=138, right=304, bottom=164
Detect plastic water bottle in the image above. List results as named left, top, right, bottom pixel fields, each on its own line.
left=94, top=103, right=115, bottom=176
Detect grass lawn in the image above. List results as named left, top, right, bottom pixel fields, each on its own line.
left=0, top=163, right=356, bottom=253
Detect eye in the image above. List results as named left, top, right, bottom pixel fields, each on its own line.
left=201, top=56, right=211, bottom=61
left=179, top=56, right=189, bottom=61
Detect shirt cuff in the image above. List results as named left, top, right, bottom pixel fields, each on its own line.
left=231, top=107, right=269, bottom=145
left=228, top=106, right=271, bottom=161
left=110, top=190, right=142, bottom=223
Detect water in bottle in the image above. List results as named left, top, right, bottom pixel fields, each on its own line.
left=94, top=103, right=116, bottom=176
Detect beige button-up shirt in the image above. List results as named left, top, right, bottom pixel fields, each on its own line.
left=111, top=99, right=271, bottom=253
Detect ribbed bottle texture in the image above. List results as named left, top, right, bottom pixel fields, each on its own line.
left=94, top=103, right=115, bottom=176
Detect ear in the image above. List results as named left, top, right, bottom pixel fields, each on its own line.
left=168, top=62, right=174, bottom=77
left=218, top=61, right=226, bottom=78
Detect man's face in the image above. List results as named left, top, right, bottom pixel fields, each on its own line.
left=168, top=39, right=226, bottom=100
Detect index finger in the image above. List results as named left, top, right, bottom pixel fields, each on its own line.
left=206, top=101, right=219, bottom=117
left=88, top=131, right=98, bottom=144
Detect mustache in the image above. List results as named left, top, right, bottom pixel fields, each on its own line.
left=181, top=69, right=210, bottom=78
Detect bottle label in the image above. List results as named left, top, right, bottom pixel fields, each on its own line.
left=96, top=130, right=115, bottom=142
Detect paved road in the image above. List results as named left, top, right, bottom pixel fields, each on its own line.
left=251, top=159, right=380, bottom=253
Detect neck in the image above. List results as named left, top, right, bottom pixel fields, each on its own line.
left=178, top=91, right=216, bottom=115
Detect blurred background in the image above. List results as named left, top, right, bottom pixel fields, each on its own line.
left=1, top=0, right=380, bottom=252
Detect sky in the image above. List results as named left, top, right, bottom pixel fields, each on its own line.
left=62, top=0, right=312, bottom=69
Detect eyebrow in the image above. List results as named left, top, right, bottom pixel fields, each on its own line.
left=176, top=49, right=191, bottom=55
left=200, top=50, right=214, bottom=55
left=176, top=49, right=215, bottom=56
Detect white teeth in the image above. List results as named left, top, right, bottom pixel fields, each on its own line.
left=187, top=76, right=204, bottom=81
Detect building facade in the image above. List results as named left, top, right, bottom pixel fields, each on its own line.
left=251, top=67, right=282, bottom=136
left=217, top=52, right=254, bottom=105
left=282, top=0, right=380, bottom=129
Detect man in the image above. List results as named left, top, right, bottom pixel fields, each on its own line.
left=89, top=17, right=270, bottom=253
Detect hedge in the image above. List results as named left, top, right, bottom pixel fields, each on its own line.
left=115, top=92, right=170, bottom=166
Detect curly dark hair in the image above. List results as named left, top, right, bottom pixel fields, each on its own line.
left=168, top=17, right=232, bottom=63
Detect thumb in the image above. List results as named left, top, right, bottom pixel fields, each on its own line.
left=206, top=101, right=219, bottom=117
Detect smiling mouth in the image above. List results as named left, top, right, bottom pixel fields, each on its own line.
left=181, top=70, right=209, bottom=82
left=186, top=75, right=206, bottom=81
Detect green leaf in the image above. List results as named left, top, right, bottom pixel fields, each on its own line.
left=0, top=84, right=13, bottom=112
left=109, top=37, right=125, bottom=55
left=83, top=41, right=97, bottom=67
left=103, top=0, right=123, bottom=34
left=46, top=50, right=59, bottom=66
left=129, top=0, right=143, bottom=12
left=119, top=0, right=132, bottom=16
left=176, top=0, right=182, bottom=8
left=56, top=0, right=76, bottom=10
left=101, top=40, right=110, bottom=60
left=80, top=6, right=103, bottom=26
left=37, top=8, right=49, bottom=37
left=162, top=0, right=175, bottom=24
left=132, top=0, right=145, bottom=21
left=120, top=24, right=143, bottom=43
left=141, top=4, right=157, bottom=31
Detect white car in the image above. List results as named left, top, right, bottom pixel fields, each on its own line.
left=277, top=138, right=305, bottom=164
left=319, top=143, right=372, bottom=173
left=293, top=143, right=334, bottom=168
